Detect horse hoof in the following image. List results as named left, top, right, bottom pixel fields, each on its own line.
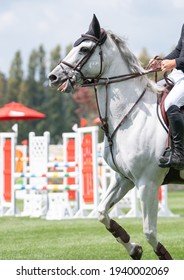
left=130, top=245, right=143, bottom=260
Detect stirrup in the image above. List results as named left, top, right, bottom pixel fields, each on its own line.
left=158, top=147, right=172, bottom=168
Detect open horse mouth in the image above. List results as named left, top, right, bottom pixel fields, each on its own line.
left=49, top=71, right=80, bottom=94
left=49, top=76, right=74, bottom=94
left=57, top=79, right=70, bottom=93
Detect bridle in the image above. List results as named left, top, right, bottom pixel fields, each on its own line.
left=61, top=33, right=158, bottom=86
left=60, top=35, right=105, bottom=83
left=59, top=32, right=161, bottom=171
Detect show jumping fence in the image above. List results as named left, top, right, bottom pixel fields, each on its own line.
left=0, top=127, right=178, bottom=219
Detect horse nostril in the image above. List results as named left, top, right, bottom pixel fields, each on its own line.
left=49, top=74, right=58, bottom=82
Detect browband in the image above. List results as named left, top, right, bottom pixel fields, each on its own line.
left=74, top=28, right=107, bottom=47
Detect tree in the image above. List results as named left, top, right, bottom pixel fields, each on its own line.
left=72, top=87, right=98, bottom=125
left=36, top=45, right=47, bottom=106
left=0, top=72, right=6, bottom=107
left=138, top=48, right=151, bottom=68
left=0, top=72, right=7, bottom=132
left=65, top=43, right=73, bottom=56
left=49, top=45, right=61, bottom=71
left=6, top=51, right=23, bottom=103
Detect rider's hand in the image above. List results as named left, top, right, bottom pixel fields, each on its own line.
left=147, top=57, right=162, bottom=70
left=161, top=59, right=176, bottom=73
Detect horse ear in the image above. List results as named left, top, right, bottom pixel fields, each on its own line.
left=88, top=14, right=101, bottom=39
left=73, top=14, right=103, bottom=46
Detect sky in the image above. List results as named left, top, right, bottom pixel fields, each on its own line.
left=0, top=0, right=184, bottom=77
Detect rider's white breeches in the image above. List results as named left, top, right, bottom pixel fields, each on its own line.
left=164, top=69, right=184, bottom=111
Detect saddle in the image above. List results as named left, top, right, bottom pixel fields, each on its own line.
left=158, top=83, right=184, bottom=129
left=158, top=83, right=173, bottom=128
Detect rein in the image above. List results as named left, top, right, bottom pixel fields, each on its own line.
left=93, top=79, right=147, bottom=170
left=82, top=68, right=159, bottom=87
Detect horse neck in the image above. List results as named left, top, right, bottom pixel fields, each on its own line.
left=96, top=60, right=151, bottom=132
left=94, top=34, right=159, bottom=136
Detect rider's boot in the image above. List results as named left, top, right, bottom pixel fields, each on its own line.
left=159, top=105, right=184, bottom=170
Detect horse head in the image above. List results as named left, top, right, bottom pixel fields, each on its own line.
left=48, top=14, right=107, bottom=93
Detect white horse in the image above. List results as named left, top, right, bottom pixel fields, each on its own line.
left=48, top=15, right=183, bottom=259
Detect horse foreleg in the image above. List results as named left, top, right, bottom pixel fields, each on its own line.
left=138, top=182, right=173, bottom=260
left=98, top=174, right=143, bottom=260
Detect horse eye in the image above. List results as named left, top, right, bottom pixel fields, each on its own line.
left=80, top=47, right=89, bottom=53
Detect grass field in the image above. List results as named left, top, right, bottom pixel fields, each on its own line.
left=0, top=190, right=183, bottom=260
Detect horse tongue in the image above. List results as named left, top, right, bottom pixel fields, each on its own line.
left=57, top=80, right=68, bottom=92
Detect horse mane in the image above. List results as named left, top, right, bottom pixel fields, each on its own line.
left=107, top=31, right=156, bottom=91
left=107, top=31, right=144, bottom=73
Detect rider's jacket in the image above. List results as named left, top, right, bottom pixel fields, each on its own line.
left=164, top=24, right=184, bottom=72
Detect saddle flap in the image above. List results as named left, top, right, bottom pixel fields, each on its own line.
left=158, top=84, right=173, bottom=128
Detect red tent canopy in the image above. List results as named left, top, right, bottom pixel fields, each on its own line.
left=0, top=102, right=46, bottom=121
